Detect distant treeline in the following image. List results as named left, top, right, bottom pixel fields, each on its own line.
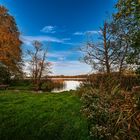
left=47, top=75, right=88, bottom=78
left=24, top=73, right=140, bottom=80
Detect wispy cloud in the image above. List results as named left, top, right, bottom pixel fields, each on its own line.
left=51, top=60, right=91, bottom=75
left=86, top=30, right=101, bottom=34
left=48, top=50, right=81, bottom=61
left=20, top=35, right=72, bottom=46
left=74, top=30, right=101, bottom=36
left=48, top=51, right=70, bottom=58
left=47, top=51, right=91, bottom=75
left=23, top=50, right=91, bottom=75
left=40, top=25, right=56, bottom=33
left=74, top=32, right=85, bottom=35
left=23, top=60, right=91, bottom=76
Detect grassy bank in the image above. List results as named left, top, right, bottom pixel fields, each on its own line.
left=0, top=91, right=89, bottom=140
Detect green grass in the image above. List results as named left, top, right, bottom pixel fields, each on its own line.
left=0, top=90, right=89, bottom=140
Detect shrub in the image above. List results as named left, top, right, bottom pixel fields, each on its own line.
left=41, top=80, right=64, bottom=92
left=41, top=80, right=54, bottom=92
left=86, top=73, right=140, bottom=91
left=121, top=75, right=140, bottom=90
left=9, top=79, right=33, bottom=90
left=80, top=83, right=140, bottom=140
left=135, top=67, right=140, bottom=74
left=0, top=64, right=11, bottom=84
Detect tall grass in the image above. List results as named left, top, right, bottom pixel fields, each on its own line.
left=86, top=73, right=140, bottom=91
left=77, top=75, right=140, bottom=140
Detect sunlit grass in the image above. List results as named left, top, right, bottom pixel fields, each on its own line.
left=0, top=91, right=89, bottom=140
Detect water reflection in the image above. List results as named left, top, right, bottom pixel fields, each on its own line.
left=52, top=80, right=81, bottom=92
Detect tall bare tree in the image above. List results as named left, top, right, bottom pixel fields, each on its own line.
left=27, top=41, right=51, bottom=90
left=82, top=21, right=119, bottom=73
left=82, top=20, right=134, bottom=74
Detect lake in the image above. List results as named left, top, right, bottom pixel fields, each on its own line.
left=52, top=80, right=81, bottom=92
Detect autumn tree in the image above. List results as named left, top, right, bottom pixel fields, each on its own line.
left=0, top=6, right=22, bottom=74
left=27, top=41, right=51, bottom=90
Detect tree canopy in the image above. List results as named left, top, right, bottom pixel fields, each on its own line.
left=0, top=6, right=22, bottom=73
left=114, top=0, right=140, bottom=66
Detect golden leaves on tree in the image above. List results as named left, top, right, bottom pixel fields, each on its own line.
left=0, top=6, right=22, bottom=72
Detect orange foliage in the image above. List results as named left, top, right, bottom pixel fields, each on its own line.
left=0, top=6, right=22, bottom=72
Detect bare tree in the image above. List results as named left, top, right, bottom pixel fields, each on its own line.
left=81, top=21, right=129, bottom=74
left=27, top=41, right=51, bottom=90
left=111, top=19, right=132, bottom=74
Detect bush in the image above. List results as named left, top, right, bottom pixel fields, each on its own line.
left=0, top=64, right=11, bottom=84
left=41, top=80, right=64, bottom=92
left=41, top=80, right=54, bottom=92
left=121, top=75, right=140, bottom=90
left=86, top=73, right=140, bottom=91
left=80, top=83, right=140, bottom=140
left=9, top=79, right=33, bottom=90
left=135, top=67, right=140, bottom=74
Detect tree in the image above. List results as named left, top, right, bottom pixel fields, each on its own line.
left=0, top=63, right=11, bottom=84
left=0, top=6, right=22, bottom=73
left=110, top=19, right=131, bottom=73
left=81, top=21, right=124, bottom=74
left=82, top=1, right=140, bottom=75
left=27, top=41, right=51, bottom=90
left=114, top=0, right=140, bottom=69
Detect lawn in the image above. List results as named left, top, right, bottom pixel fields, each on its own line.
left=0, top=91, right=89, bottom=140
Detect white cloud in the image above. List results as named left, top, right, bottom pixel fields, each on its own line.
left=23, top=50, right=91, bottom=75
left=74, top=32, right=85, bottom=35
left=40, top=25, right=56, bottom=33
left=23, top=49, right=89, bottom=76
left=86, top=30, right=101, bottom=34
left=74, top=30, right=101, bottom=36
left=47, top=50, right=79, bottom=61
left=58, top=57, right=65, bottom=61
left=51, top=60, right=91, bottom=75
left=48, top=51, right=70, bottom=58
left=23, top=60, right=91, bottom=76
left=48, top=50, right=82, bottom=61
left=20, top=35, right=71, bottom=46
left=62, top=38, right=71, bottom=41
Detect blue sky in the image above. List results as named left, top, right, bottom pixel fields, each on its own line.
left=0, top=0, right=117, bottom=75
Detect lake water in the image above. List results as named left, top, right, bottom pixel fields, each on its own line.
left=52, top=80, right=81, bottom=92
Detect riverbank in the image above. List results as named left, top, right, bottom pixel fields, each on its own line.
left=0, top=91, right=89, bottom=140
left=8, top=79, right=82, bottom=92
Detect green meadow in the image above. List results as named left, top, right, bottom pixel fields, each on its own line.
left=0, top=91, right=90, bottom=140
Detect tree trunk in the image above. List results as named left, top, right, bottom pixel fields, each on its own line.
left=103, top=22, right=110, bottom=74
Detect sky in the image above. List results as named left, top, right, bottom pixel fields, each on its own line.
left=0, top=0, right=117, bottom=75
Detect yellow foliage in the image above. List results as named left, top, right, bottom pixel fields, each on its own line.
left=0, top=6, right=22, bottom=72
